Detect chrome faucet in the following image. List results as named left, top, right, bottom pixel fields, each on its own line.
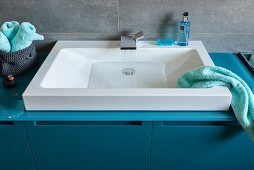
left=120, top=31, right=144, bottom=50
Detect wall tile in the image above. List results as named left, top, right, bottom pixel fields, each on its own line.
left=119, top=0, right=254, bottom=34
left=34, top=32, right=254, bottom=52
left=0, top=0, right=254, bottom=51
left=0, top=0, right=118, bottom=33
left=33, top=33, right=119, bottom=52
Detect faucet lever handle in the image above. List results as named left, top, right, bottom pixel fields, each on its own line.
left=131, top=31, right=144, bottom=41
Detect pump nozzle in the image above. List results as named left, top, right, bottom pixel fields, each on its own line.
left=182, top=12, right=189, bottom=22
left=183, top=12, right=189, bottom=16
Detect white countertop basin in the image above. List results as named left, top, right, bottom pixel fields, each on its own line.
left=23, top=41, right=231, bottom=111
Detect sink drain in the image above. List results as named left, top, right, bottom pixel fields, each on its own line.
left=121, top=68, right=135, bottom=75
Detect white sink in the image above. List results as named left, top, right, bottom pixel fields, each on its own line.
left=23, top=41, right=231, bottom=111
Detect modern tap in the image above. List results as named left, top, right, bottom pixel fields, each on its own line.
left=120, top=31, right=144, bottom=50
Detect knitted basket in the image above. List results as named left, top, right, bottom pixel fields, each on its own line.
left=0, top=44, right=39, bottom=77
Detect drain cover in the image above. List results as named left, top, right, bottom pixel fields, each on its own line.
left=121, top=68, right=135, bottom=75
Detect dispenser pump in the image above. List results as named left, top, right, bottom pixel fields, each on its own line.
left=182, top=12, right=189, bottom=22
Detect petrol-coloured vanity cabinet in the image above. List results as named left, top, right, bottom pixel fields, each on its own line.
left=0, top=122, right=36, bottom=170
left=1, top=50, right=253, bottom=170
left=24, top=121, right=152, bottom=170
left=1, top=121, right=254, bottom=170
left=151, top=121, right=254, bottom=170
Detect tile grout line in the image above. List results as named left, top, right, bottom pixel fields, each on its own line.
left=39, top=32, right=254, bottom=35
left=117, top=0, right=120, bottom=32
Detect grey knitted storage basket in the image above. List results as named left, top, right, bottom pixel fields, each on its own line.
left=0, top=44, right=39, bottom=77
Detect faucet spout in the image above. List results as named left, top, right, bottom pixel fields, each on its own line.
left=120, top=31, right=144, bottom=50
left=131, top=31, right=144, bottom=41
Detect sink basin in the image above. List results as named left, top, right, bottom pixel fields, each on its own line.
left=23, top=41, right=231, bottom=111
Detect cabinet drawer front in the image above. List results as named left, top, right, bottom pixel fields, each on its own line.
left=34, top=121, right=143, bottom=126
left=151, top=121, right=253, bottom=170
left=25, top=121, right=151, bottom=170
left=0, top=122, right=36, bottom=170
left=162, top=121, right=239, bottom=126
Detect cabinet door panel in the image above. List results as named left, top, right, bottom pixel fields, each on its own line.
left=26, top=121, right=151, bottom=170
left=0, top=122, right=35, bottom=170
left=151, top=121, right=254, bottom=170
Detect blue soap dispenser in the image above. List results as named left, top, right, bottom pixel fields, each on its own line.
left=177, top=12, right=190, bottom=46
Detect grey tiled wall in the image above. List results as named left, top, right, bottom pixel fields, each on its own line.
left=0, top=0, right=254, bottom=52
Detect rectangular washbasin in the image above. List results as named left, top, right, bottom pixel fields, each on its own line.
left=23, top=41, right=231, bottom=111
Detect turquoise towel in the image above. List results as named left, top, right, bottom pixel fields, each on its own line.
left=0, top=21, right=20, bottom=40
left=177, top=66, right=254, bottom=140
left=0, top=32, right=11, bottom=53
left=11, top=22, right=44, bottom=52
left=250, top=54, right=254, bottom=67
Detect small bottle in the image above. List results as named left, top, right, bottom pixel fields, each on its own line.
left=177, top=12, right=191, bottom=46
left=3, top=75, right=16, bottom=87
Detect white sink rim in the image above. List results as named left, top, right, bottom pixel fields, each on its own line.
left=23, top=41, right=232, bottom=111
left=40, top=47, right=205, bottom=89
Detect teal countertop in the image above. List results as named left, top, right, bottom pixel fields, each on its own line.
left=0, top=53, right=253, bottom=121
